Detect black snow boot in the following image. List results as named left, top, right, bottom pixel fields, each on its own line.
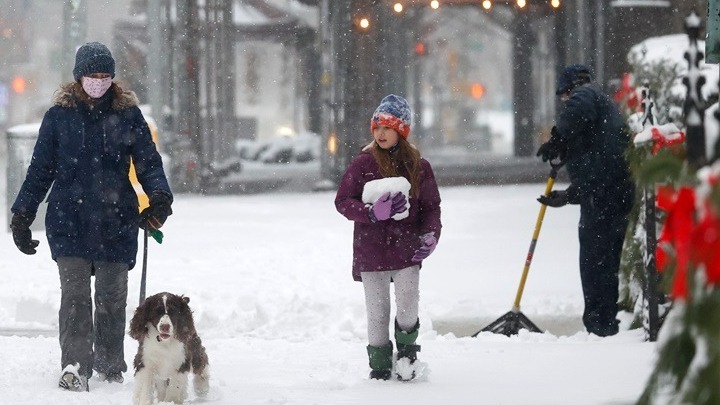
left=395, top=319, right=421, bottom=381
left=366, top=342, right=393, bottom=380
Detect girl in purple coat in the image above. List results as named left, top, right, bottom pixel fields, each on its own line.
left=335, top=94, right=442, bottom=381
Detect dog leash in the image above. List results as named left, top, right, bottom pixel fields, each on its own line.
left=139, top=228, right=148, bottom=306
left=139, top=227, right=164, bottom=306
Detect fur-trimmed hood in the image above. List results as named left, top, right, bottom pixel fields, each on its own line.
left=52, top=81, right=139, bottom=110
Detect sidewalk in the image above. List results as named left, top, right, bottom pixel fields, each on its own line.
left=431, top=155, right=565, bottom=186
left=214, top=154, right=563, bottom=194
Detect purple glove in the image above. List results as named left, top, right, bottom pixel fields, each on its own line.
left=370, top=192, right=408, bottom=222
left=412, top=232, right=437, bottom=262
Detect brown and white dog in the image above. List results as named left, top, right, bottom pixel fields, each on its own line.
left=129, top=292, right=210, bottom=405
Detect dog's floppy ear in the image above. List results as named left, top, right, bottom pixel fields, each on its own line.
left=175, top=295, right=196, bottom=342
left=129, top=298, right=150, bottom=341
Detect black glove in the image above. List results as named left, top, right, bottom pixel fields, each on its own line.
left=536, top=127, right=566, bottom=162
left=10, top=212, right=39, bottom=255
left=139, top=192, right=173, bottom=231
left=537, top=190, right=570, bottom=208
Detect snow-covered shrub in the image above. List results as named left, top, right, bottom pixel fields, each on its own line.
left=234, top=132, right=321, bottom=164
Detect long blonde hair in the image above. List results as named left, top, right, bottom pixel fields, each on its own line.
left=369, top=137, right=422, bottom=198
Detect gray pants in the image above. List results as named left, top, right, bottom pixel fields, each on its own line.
left=361, top=266, right=420, bottom=347
left=58, top=257, right=129, bottom=377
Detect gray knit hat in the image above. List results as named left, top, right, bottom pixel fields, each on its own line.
left=72, top=42, right=115, bottom=81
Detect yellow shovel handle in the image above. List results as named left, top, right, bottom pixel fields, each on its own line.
left=512, top=174, right=556, bottom=311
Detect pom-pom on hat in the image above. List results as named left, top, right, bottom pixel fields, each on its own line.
left=370, top=94, right=411, bottom=139
left=73, top=41, right=116, bottom=81
left=556, top=64, right=593, bottom=95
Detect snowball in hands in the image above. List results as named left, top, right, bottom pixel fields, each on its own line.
left=362, top=177, right=411, bottom=220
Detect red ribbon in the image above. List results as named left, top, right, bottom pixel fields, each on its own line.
left=655, top=187, right=696, bottom=299
left=690, top=204, right=720, bottom=286
left=650, top=127, right=685, bottom=155
left=613, top=73, right=639, bottom=112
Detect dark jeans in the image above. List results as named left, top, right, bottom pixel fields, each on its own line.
left=578, top=186, right=632, bottom=336
left=58, top=257, right=128, bottom=377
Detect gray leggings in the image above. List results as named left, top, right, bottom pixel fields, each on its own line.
left=58, top=257, right=129, bottom=377
left=361, top=266, right=420, bottom=347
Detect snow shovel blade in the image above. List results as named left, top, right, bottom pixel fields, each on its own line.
left=473, top=310, right=542, bottom=337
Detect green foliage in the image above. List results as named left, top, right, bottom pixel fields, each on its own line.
left=620, top=145, right=688, bottom=328
left=629, top=29, right=720, bottom=405
left=619, top=141, right=650, bottom=326
left=636, top=303, right=695, bottom=405
left=636, top=149, right=686, bottom=187
left=619, top=135, right=650, bottom=318
left=637, top=280, right=720, bottom=405
left=677, top=288, right=720, bottom=405
left=618, top=184, right=645, bottom=317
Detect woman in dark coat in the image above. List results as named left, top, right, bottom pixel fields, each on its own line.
left=335, top=94, right=442, bottom=381
left=9, top=42, right=172, bottom=392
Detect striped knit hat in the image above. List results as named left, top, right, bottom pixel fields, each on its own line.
left=370, top=94, right=411, bottom=139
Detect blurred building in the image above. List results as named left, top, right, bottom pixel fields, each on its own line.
left=0, top=0, right=134, bottom=129
left=112, top=0, right=319, bottom=191
left=418, top=6, right=515, bottom=155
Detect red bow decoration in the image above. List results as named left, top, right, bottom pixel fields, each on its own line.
left=613, top=73, right=639, bottom=113
left=690, top=204, right=720, bottom=286
left=649, top=127, right=686, bottom=155
left=655, top=187, right=696, bottom=299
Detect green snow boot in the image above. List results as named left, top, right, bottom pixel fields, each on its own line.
left=395, top=319, right=421, bottom=381
left=366, top=342, right=393, bottom=380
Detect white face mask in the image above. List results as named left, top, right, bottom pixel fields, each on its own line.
left=81, top=76, right=112, bottom=99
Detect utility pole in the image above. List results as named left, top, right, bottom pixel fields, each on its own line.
left=174, top=0, right=202, bottom=190
left=63, top=0, right=87, bottom=81
left=318, top=0, right=410, bottom=186
left=594, top=0, right=606, bottom=86
left=512, top=11, right=535, bottom=156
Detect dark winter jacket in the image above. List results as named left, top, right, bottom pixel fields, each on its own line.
left=11, top=82, right=171, bottom=269
left=335, top=148, right=442, bottom=281
left=555, top=82, right=633, bottom=208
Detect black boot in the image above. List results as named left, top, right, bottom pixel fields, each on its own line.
left=395, top=319, right=421, bottom=381
left=366, top=342, right=393, bottom=380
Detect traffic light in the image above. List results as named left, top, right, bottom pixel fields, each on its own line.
left=11, top=76, right=26, bottom=94
left=471, top=83, right=485, bottom=100
left=415, top=41, right=428, bottom=56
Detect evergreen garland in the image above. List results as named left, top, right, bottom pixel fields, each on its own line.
left=634, top=154, right=720, bottom=404
left=618, top=51, right=686, bottom=329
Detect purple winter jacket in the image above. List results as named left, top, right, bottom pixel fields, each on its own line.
left=335, top=150, right=442, bottom=281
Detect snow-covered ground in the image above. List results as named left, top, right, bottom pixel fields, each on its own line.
left=0, top=184, right=656, bottom=404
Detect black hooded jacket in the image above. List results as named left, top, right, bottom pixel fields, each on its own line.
left=555, top=82, right=632, bottom=204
